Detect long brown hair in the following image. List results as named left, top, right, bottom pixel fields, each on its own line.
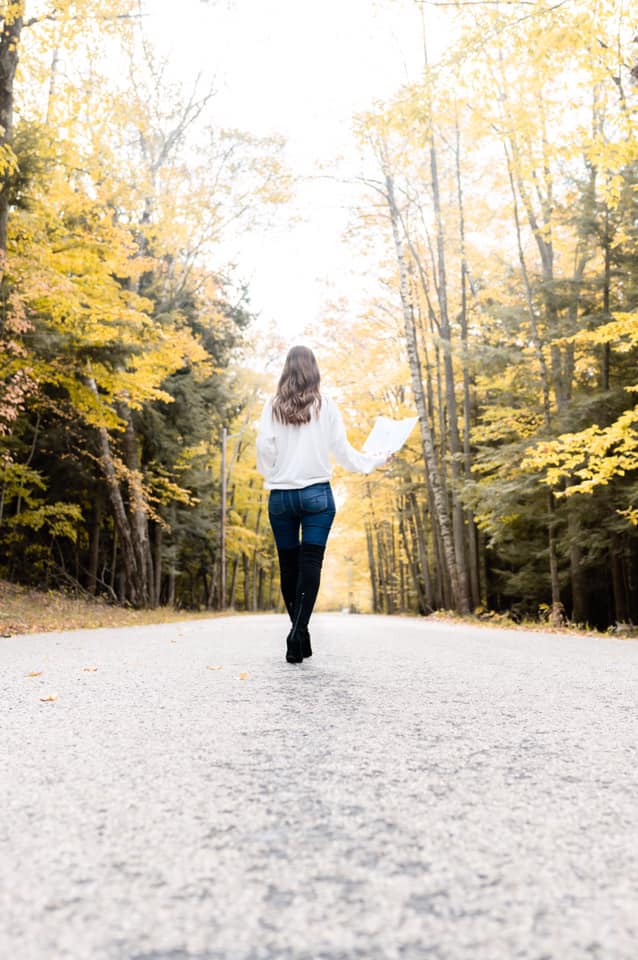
left=272, top=346, right=322, bottom=425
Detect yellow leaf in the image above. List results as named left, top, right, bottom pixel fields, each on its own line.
left=207, top=665, right=223, bottom=671
left=40, top=693, right=58, bottom=702
left=26, top=671, right=43, bottom=678
left=239, top=672, right=249, bottom=680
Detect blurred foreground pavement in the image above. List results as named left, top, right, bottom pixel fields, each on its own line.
left=2, top=613, right=637, bottom=960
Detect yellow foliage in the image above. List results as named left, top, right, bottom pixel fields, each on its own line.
left=564, top=313, right=638, bottom=351
left=523, top=406, right=638, bottom=496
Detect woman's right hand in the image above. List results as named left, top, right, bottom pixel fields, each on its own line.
left=376, top=450, right=394, bottom=467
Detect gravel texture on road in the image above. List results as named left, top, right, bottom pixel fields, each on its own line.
left=2, top=613, right=638, bottom=960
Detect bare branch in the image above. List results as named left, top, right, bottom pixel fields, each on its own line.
left=24, top=12, right=146, bottom=28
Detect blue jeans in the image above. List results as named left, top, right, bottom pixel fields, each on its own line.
left=268, top=482, right=336, bottom=550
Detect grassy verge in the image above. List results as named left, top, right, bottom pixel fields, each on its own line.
left=424, top=607, right=636, bottom=639
left=0, top=580, right=232, bottom=636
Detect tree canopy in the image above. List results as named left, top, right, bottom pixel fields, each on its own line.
left=1, top=0, right=636, bottom=630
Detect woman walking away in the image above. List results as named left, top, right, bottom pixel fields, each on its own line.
left=256, top=346, right=390, bottom=664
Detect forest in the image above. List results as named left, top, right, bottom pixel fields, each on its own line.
left=1, top=0, right=637, bottom=630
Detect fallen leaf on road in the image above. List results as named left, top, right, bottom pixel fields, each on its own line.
left=40, top=693, right=58, bottom=702
left=207, top=665, right=223, bottom=671
left=83, top=666, right=98, bottom=672
left=26, top=671, right=43, bottom=678
left=239, top=672, right=249, bottom=680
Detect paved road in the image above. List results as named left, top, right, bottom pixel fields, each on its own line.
left=2, top=613, right=638, bottom=960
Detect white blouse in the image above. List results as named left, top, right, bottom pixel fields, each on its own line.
left=256, top=394, right=386, bottom=490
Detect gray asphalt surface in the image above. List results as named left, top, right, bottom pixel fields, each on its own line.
left=2, top=613, right=638, bottom=960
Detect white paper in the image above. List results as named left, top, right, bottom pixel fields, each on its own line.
left=362, top=416, right=418, bottom=455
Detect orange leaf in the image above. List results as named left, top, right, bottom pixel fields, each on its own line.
left=40, top=693, right=58, bottom=702
left=83, top=666, right=98, bottom=672
left=239, top=672, right=249, bottom=680
left=26, top=671, right=43, bottom=678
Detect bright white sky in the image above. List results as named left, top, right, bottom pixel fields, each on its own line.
left=146, top=0, right=450, bottom=343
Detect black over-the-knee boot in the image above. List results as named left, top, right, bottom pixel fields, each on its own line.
left=278, top=546, right=312, bottom=658
left=286, top=543, right=325, bottom=663
left=277, top=547, right=299, bottom=622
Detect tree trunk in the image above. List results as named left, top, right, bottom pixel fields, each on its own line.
left=110, top=527, right=118, bottom=596
left=365, top=521, right=380, bottom=613
left=229, top=557, right=239, bottom=609
left=547, top=493, right=564, bottom=627
left=416, top=301, right=437, bottom=428
left=453, top=108, right=481, bottom=609
left=478, top=529, right=488, bottom=609
left=87, top=381, right=143, bottom=606
left=415, top=303, right=452, bottom=607
left=432, top=339, right=448, bottom=494
left=152, top=521, right=162, bottom=607
left=568, top=502, right=586, bottom=624
left=0, top=4, right=24, bottom=285
left=206, top=552, right=218, bottom=610
left=270, top=559, right=279, bottom=611
left=387, top=521, right=397, bottom=612
left=98, top=424, right=140, bottom=605
left=427, top=114, right=470, bottom=612
left=257, top=566, right=266, bottom=610
left=408, top=490, right=433, bottom=611
left=610, top=537, right=629, bottom=624
left=87, top=500, right=101, bottom=596
left=400, top=506, right=427, bottom=613
left=503, top=147, right=561, bottom=616
left=601, top=210, right=611, bottom=391
left=167, top=503, right=177, bottom=607
left=376, top=527, right=389, bottom=613
left=242, top=554, right=250, bottom=611
left=265, top=560, right=274, bottom=611
left=119, top=401, right=153, bottom=606
left=251, top=504, right=262, bottom=611
left=383, top=169, right=467, bottom=613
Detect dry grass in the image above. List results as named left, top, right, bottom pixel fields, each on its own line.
left=0, top=580, right=230, bottom=637
left=425, top=607, right=637, bottom=640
